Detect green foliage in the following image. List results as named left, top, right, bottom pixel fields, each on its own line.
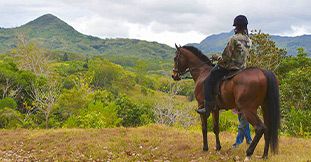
left=55, top=61, right=87, bottom=76
left=282, top=108, right=311, bottom=137
left=63, top=101, right=122, bottom=128
left=0, top=60, right=19, bottom=98
left=55, top=86, right=94, bottom=120
left=1, top=22, right=310, bottom=139
left=277, top=47, right=311, bottom=79
left=248, top=30, right=287, bottom=71
left=115, top=95, right=154, bottom=127
left=88, top=58, right=136, bottom=93
left=280, top=67, right=311, bottom=111
left=0, top=107, right=23, bottom=128
left=157, top=78, right=194, bottom=100
left=206, top=111, right=239, bottom=132
left=0, top=97, right=17, bottom=109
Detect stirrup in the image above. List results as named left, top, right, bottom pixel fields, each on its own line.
left=196, top=103, right=215, bottom=115
left=196, top=107, right=206, bottom=114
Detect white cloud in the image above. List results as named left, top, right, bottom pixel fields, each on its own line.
left=126, top=22, right=205, bottom=46
left=278, top=25, right=311, bottom=36
left=69, top=15, right=129, bottom=38
left=1, top=0, right=311, bottom=47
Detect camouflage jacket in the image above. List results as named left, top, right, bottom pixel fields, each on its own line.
left=218, top=33, right=252, bottom=70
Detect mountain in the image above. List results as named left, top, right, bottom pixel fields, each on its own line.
left=0, top=14, right=175, bottom=60
left=189, top=31, right=311, bottom=56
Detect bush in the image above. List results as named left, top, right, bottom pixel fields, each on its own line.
left=55, top=87, right=94, bottom=120
left=280, top=67, right=311, bottom=111
left=115, top=95, right=154, bottom=127
left=0, top=107, right=23, bottom=128
left=282, top=108, right=311, bottom=137
left=0, top=97, right=17, bottom=109
left=63, top=101, right=122, bottom=128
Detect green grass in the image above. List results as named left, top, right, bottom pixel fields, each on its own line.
left=0, top=125, right=310, bottom=161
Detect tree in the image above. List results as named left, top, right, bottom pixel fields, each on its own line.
left=0, top=97, right=17, bottom=109
left=153, top=82, right=195, bottom=127
left=30, top=80, right=61, bottom=128
left=11, top=35, right=49, bottom=76
left=63, top=101, right=122, bottom=128
left=248, top=30, right=287, bottom=71
left=0, top=62, right=19, bottom=98
left=63, top=53, right=69, bottom=61
left=277, top=47, right=311, bottom=79
left=115, top=95, right=154, bottom=127
left=55, top=75, right=94, bottom=121
left=0, top=107, right=23, bottom=128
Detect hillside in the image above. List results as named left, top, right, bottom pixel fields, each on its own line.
left=0, top=125, right=310, bottom=161
left=0, top=14, right=175, bottom=60
left=1, top=14, right=310, bottom=60
left=189, top=31, right=311, bottom=55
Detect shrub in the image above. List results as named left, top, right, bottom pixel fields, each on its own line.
left=0, top=107, right=23, bottom=128
left=55, top=87, right=94, bottom=120
left=63, top=101, right=122, bottom=128
left=115, top=95, right=154, bottom=127
left=282, top=108, right=311, bottom=137
left=280, top=67, right=311, bottom=111
left=0, top=97, right=17, bottom=109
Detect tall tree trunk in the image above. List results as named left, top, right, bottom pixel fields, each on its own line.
left=45, top=114, right=49, bottom=129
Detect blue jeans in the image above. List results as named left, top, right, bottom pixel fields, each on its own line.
left=235, top=113, right=252, bottom=145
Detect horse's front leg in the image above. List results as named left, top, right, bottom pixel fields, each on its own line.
left=212, top=110, right=221, bottom=151
left=200, top=113, right=208, bottom=151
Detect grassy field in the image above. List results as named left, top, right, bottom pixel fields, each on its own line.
left=0, top=125, right=310, bottom=161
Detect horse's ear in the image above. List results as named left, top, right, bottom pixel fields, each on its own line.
left=179, top=44, right=182, bottom=48
left=175, top=43, right=179, bottom=49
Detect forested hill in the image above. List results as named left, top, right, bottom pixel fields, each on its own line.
left=1, top=13, right=310, bottom=60
left=188, top=31, right=311, bottom=55
left=0, top=14, right=175, bottom=60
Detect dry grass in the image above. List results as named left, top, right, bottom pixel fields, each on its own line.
left=0, top=125, right=310, bottom=161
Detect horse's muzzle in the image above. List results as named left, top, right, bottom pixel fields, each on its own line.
left=172, top=72, right=181, bottom=81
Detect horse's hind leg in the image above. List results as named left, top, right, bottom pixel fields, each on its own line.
left=243, top=110, right=265, bottom=161
left=200, top=113, right=209, bottom=151
left=212, top=110, right=221, bottom=151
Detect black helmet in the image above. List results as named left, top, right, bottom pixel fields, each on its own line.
left=233, top=15, right=248, bottom=26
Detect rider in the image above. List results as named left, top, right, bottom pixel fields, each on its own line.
left=197, top=15, right=252, bottom=114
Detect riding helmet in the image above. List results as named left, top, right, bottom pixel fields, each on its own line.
left=233, top=15, right=248, bottom=26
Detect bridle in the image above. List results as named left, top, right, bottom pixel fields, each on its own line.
left=173, top=48, right=207, bottom=78
left=173, top=48, right=188, bottom=76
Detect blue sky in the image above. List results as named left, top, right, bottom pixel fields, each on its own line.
left=1, top=0, right=311, bottom=47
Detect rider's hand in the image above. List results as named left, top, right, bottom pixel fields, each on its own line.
left=212, top=54, right=223, bottom=61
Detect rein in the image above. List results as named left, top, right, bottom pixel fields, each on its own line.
left=173, top=48, right=210, bottom=79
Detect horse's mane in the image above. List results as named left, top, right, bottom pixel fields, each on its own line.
left=182, top=46, right=213, bottom=66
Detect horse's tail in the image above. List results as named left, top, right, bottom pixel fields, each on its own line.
left=262, top=70, right=280, bottom=154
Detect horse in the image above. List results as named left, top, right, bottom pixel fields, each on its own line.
left=171, top=44, right=280, bottom=161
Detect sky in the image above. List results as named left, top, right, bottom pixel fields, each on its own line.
left=1, top=0, right=311, bottom=47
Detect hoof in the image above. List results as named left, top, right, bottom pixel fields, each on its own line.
left=203, top=146, right=209, bottom=151
left=215, top=146, right=221, bottom=151
left=244, top=156, right=251, bottom=162
left=261, top=156, right=268, bottom=160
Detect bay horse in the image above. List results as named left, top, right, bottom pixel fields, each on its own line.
left=171, top=44, right=280, bottom=161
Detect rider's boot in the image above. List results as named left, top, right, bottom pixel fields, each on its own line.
left=196, top=101, right=215, bottom=114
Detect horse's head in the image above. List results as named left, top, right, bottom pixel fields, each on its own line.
left=172, top=44, right=188, bottom=81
